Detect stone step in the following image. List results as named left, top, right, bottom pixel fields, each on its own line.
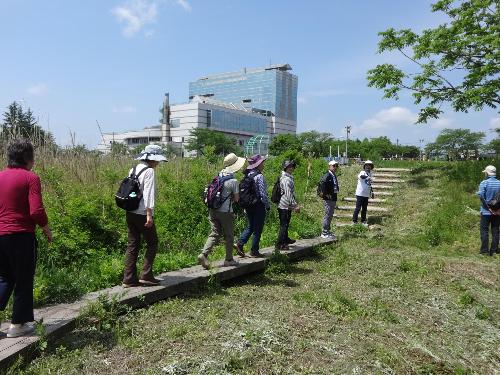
left=373, top=179, right=405, bottom=183
left=376, top=168, right=411, bottom=172
left=336, top=205, right=390, bottom=213
left=343, top=197, right=386, bottom=204
left=372, top=192, right=394, bottom=196
left=371, top=185, right=394, bottom=190
left=333, top=213, right=388, bottom=219
left=372, top=173, right=403, bottom=178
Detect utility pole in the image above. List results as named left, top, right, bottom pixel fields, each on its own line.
left=419, top=139, right=425, bottom=160
left=345, top=125, right=351, bottom=162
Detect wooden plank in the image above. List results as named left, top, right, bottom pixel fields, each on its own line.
left=0, top=237, right=333, bottom=370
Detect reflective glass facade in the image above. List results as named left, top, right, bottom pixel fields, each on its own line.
left=210, top=109, right=267, bottom=134
left=189, top=66, right=298, bottom=122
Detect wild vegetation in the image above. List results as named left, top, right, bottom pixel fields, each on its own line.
left=6, top=159, right=499, bottom=374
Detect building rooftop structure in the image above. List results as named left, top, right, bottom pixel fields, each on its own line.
left=198, top=63, right=293, bottom=80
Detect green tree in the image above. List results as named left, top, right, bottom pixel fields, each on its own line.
left=185, top=128, right=240, bottom=156
left=269, top=134, right=302, bottom=156
left=299, top=131, right=333, bottom=157
left=367, top=0, right=499, bottom=123
left=1, top=101, right=54, bottom=145
left=425, top=128, right=485, bottom=159
left=110, top=141, right=129, bottom=156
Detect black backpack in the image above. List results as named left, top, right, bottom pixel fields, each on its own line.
left=317, top=174, right=328, bottom=198
left=487, top=191, right=500, bottom=210
left=115, top=166, right=150, bottom=211
left=239, top=171, right=260, bottom=208
left=203, top=175, right=233, bottom=209
left=271, top=176, right=283, bottom=204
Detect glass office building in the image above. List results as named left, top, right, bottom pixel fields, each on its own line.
left=189, top=64, right=298, bottom=122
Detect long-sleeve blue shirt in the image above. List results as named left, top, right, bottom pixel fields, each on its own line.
left=477, top=176, right=500, bottom=215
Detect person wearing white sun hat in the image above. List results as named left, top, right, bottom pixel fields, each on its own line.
left=198, top=153, right=246, bottom=269
left=477, top=165, right=500, bottom=256
left=122, top=145, right=167, bottom=288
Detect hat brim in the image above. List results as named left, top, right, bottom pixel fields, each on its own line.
left=224, top=156, right=246, bottom=173
left=136, top=154, right=168, bottom=162
left=247, top=156, right=267, bottom=170
left=483, top=169, right=496, bottom=175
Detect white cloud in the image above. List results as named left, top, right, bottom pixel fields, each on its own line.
left=175, top=0, right=191, bottom=12
left=430, top=117, right=454, bottom=129
left=27, top=83, right=48, bottom=96
left=112, top=0, right=158, bottom=37
left=144, top=29, right=155, bottom=38
left=358, top=106, right=417, bottom=132
left=113, top=105, right=137, bottom=113
left=489, top=117, right=500, bottom=129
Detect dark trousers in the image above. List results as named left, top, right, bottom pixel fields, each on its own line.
left=276, top=208, right=292, bottom=247
left=238, top=203, right=266, bottom=253
left=123, top=212, right=158, bottom=284
left=0, top=232, right=37, bottom=324
left=352, top=195, right=369, bottom=223
left=480, top=214, right=499, bottom=254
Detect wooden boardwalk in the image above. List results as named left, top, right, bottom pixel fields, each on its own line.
left=0, top=237, right=334, bottom=369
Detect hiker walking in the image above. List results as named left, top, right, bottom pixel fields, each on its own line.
left=318, top=160, right=340, bottom=239
left=352, top=160, right=374, bottom=226
left=0, top=139, right=52, bottom=338
left=198, top=153, right=246, bottom=269
left=477, top=165, right=500, bottom=256
left=122, top=145, right=167, bottom=288
left=275, top=160, right=300, bottom=250
left=235, top=154, right=270, bottom=258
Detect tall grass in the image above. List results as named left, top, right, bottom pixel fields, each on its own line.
left=0, top=146, right=344, bottom=306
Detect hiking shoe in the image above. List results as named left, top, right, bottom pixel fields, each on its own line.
left=234, top=242, right=246, bottom=257
left=250, top=251, right=264, bottom=258
left=7, top=323, right=34, bottom=338
left=286, top=238, right=296, bottom=244
left=139, top=277, right=161, bottom=286
left=198, top=253, right=210, bottom=269
left=361, top=222, right=369, bottom=227
left=122, top=282, right=141, bottom=288
left=223, top=259, right=239, bottom=267
left=275, top=244, right=290, bottom=251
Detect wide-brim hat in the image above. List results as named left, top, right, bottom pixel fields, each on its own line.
left=136, top=144, right=168, bottom=162
left=483, top=165, right=496, bottom=176
left=247, top=154, right=267, bottom=169
left=363, top=160, right=374, bottom=168
left=223, top=153, right=246, bottom=173
left=282, top=159, right=297, bottom=171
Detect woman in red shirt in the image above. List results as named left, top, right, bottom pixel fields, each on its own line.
left=0, top=139, right=52, bottom=338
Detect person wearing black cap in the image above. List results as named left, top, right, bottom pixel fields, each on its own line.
left=276, top=160, right=300, bottom=250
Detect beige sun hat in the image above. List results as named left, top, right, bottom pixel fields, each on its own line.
left=483, top=165, right=496, bottom=176
left=223, top=153, right=246, bottom=173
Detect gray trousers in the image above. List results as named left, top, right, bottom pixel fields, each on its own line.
left=202, top=210, right=235, bottom=261
left=322, top=200, right=336, bottom=232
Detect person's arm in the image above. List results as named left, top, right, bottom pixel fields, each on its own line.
left=283, top=178, right=298, bottom=210
left=255, top=174, right=270, bottom=209
left=232, top=179, right=240, bottom=203
left=142, top=169, right=155, bottom=227
left=29, top=175, right=52, bottom=241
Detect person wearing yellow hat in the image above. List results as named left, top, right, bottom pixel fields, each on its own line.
left=477, top=165, right=500, bottom=255
left=198, top=153, right=246, bottom=269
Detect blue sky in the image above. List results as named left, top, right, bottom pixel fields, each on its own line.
left=1, top=0, right=498, bottom=148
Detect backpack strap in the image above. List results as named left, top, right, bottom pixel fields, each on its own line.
left=133, top=166, right=150, bottom=178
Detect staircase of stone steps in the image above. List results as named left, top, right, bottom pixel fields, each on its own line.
left=333, top=167, right=409, bottom=227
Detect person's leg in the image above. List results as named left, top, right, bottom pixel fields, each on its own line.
left=11, top=233, right=36, bottom=324
left=480, top=214, right=490, bottom=254
left=276, top=208, right=288, bottom=247
left=284, top=210, right=293, bottom=242
left=238, top=207, right=255, bottom=246
left=139, top=221, right=158, bottom=281
left=323, top=200, right=335, bottom=233
left=217, top=211, right=235, bottom=261
left=352, top=196, right=362, bottom=223
left=490, top=215, right=499, bottom=254
left=250, top=204, right=266, bottom=254
left=123, top=212, right=143, bottom=285
left=361, top=197, right=369, bottom=223
left=202, top=210, right=222, bottom=258
left=0, top=235, right=15, bottom=313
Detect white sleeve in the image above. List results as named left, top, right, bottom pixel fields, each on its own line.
left=142, top=169, right=155, bottom=210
